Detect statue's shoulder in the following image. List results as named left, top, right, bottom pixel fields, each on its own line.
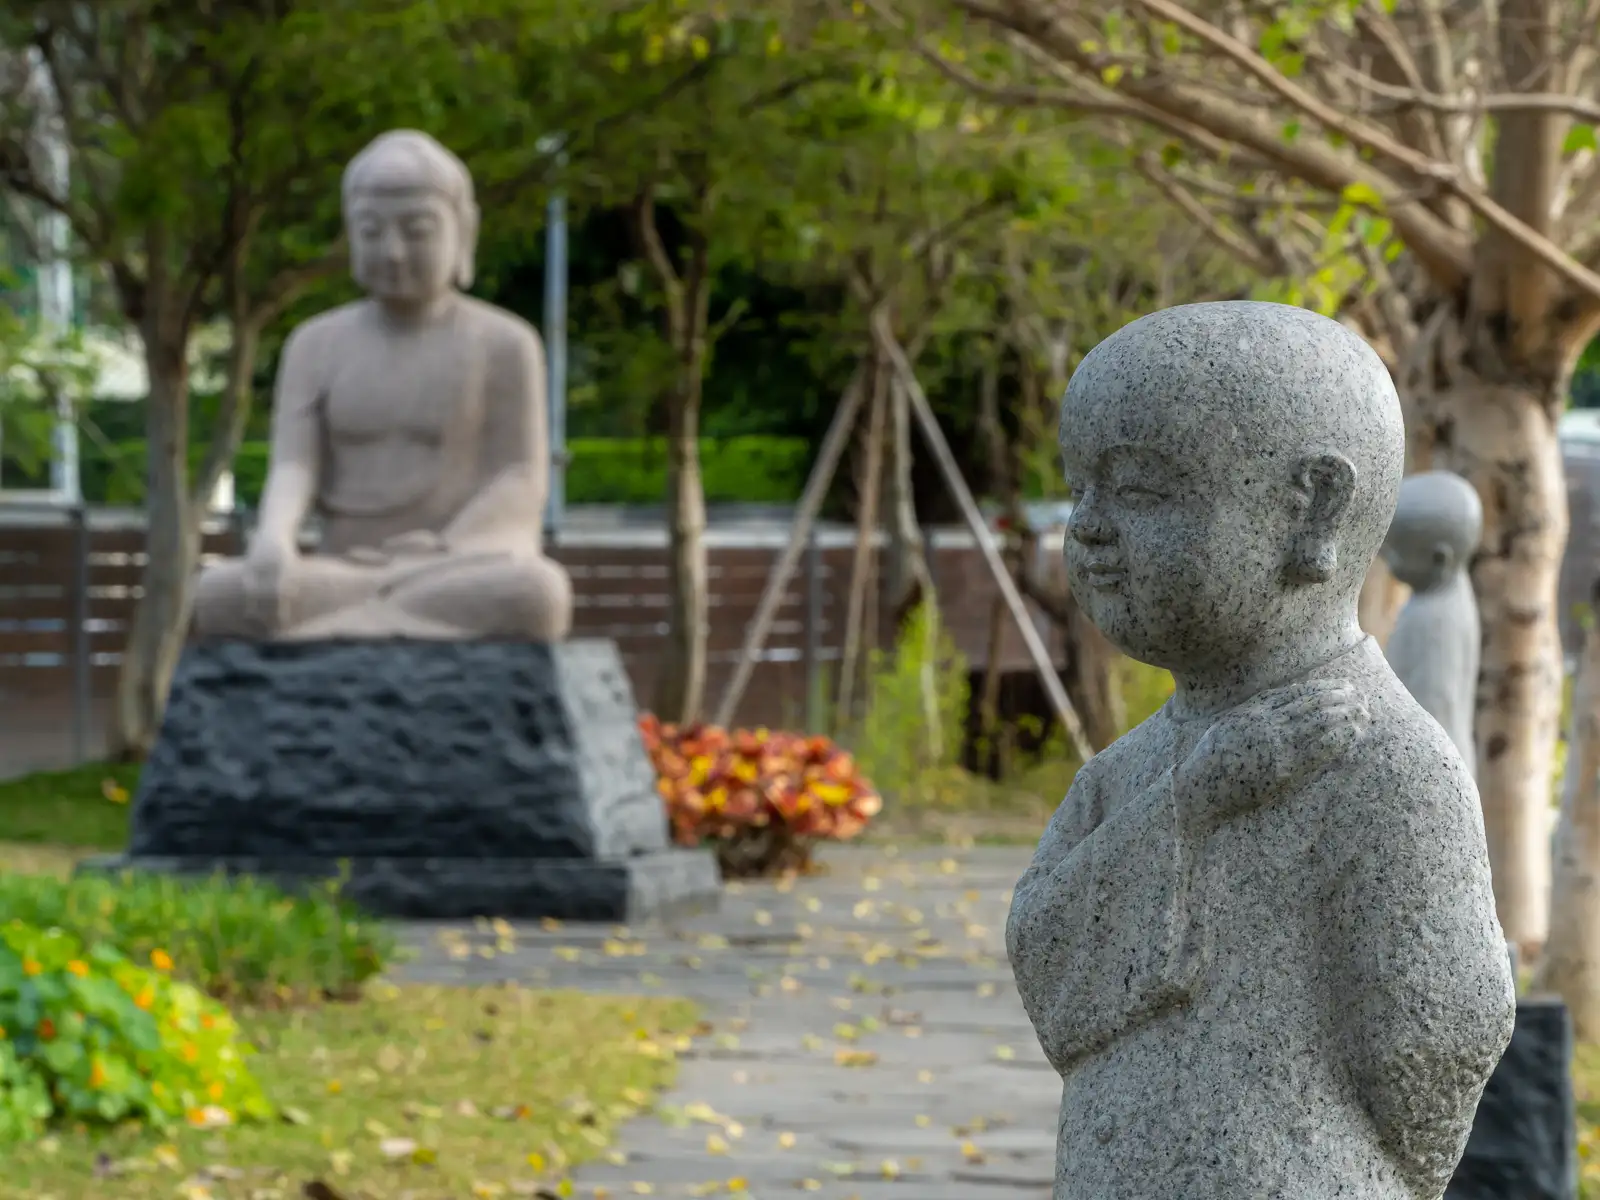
left=1071, top=704, right=1172, bottom=797
left=284, top=301, right=368, bottom=356
left=1339, top=665, right=1478, bottom=818
left=461, top=296, right=543, bottom=351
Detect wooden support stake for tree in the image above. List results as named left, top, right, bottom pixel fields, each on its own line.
left=872, top=312, right=1096, bottom=764
left=836, top=353, right=889, bottom=732
left=711, top=359, right=870, bottom=730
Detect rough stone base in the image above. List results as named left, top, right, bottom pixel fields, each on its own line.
left=1447, top=997, right=1577, bottom=1200
left=81, top=849, right=720, bottom=923
left=101, top=638, right=721, bottom=922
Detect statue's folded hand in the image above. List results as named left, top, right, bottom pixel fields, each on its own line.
left=381, top=529, right=450, bottom=556
left=241, top=541, right=298, bottom=630
left=1176, top=680, right=1370, bottom=835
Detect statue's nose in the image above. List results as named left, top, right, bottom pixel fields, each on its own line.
left=1067, top=494, right=1114, bottom=545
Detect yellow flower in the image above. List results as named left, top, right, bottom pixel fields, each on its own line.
left=181, top=1042, right=199, bottom=1064
left=150, top=949, right=174, bottom=972
left=88, top=1059, right=107, bottom=1089
left=207, top=1081, right=224, bottom=1101
left=66, top=960, right=89, bottom=978
left=134, top=988, right=154, bottom=1010
left=21, top=959, right=41, bottom=977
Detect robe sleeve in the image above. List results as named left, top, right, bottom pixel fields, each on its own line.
left=1007, top=763, right=1208, bottom=1074
left=1328, top=751, right=1515, bottom=1197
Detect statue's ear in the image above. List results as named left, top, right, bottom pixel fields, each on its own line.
left=1285, top=453, right=1357, bottom=584
left=455, top=201, right=481, bottom=290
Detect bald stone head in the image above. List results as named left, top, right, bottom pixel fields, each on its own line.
left=1381, top=471, right=1482, bottom=593
left=342, top=129, right=480, bottom=302
left=1060, top=301, right=1405, bottom=675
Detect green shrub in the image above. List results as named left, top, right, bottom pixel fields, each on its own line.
left=0, top=871, right=393, bottom=1006
left=565, top=436, right=809, bottom=504
left=0, top=922, right=272, bottom=1142
left=849, top=603, right=971, bottom=803
left=87, top=435, right=811, bottom=507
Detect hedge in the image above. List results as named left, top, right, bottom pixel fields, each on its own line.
left=83, top=436, right=810, bottom=508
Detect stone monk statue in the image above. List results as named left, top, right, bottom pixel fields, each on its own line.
left=194, top=130, right=573, bottom=642
left=1008, top=302, right=1514, bottom=1200
left=1381, top=470, right=1483, bottom=775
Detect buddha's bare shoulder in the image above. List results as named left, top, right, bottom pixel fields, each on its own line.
left=460, top=296, right=543, bottom=351
left=279, top=302, right=371, bottom=366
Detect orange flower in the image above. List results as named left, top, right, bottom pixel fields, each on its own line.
left=149, top=949, right=174, bottom=972
left=134, top=988, right=155, bottom=1010
left=88, top=1059, right=106, bottom=1089
left=21, top=959, right=41, bottom=977
left=181, top=1042, right=199, bottom=1063
left=66, top=960, right=89, bottom=978
left=208, top=1081, right=225, bottom=1101
left=200, top=1014, right=215, bottom=1030
left=37, top=1018, right=55, bottom=1041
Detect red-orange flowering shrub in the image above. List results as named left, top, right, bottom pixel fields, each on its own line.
left=638, top=715, right=883, bottom=877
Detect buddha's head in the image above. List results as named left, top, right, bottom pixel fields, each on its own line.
left=1059, top=301, right=1405, bottom=676
left=342, top=130, right=479, bottom=308
left=1380, top=470, right=1482, bottom=593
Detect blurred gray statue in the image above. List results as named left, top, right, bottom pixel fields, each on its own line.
left=1381, top=470, right=1483, bottom=774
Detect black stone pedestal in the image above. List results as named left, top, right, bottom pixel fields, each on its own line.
left=83, top=639, right=721, bottom=922
left=1447, top=997, right=1577, bottom=1200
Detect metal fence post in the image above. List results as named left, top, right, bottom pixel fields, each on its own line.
left=70, top=504, right=90, bottom=765
left=805, top=527, right=823, bottom=732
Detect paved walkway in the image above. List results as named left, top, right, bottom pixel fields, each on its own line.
left=392, top=844, right=1057, bottom=1199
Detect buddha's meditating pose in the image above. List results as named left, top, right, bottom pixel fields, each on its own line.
left=194, top=130, right=572, bottom=642
left=1008, top=302, right=1514, bottom=1199
left=1382, top=470, right=1483, bottom=774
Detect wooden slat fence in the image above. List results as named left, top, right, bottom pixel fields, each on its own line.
left=0, top=511, right=1060, bottom=773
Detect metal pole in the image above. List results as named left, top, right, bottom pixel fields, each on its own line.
left=805, top=525, right=823, bottom=732
left=542, top=180, right=569, bottom=542
left=30, top=49, right=79, bottom=506
left=71, top=505, right=90, bottom=764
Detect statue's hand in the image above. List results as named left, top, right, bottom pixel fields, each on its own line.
left=1175, top=680, right=1369, bottom=835
left=381, top=529, right=449, bottom=556
left=241, top=538, right=298, bottom=631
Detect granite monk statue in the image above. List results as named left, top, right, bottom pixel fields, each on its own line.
left=1007, top=302, right=1515, bottom=1200
left=1381, top=470, right=1484, bottom=775
left=195, top=130, right=572, bottom=641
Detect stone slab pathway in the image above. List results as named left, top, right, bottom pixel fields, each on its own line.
left=392, top=844, right=1057, bottom=1199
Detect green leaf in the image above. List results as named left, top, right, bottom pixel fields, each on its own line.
left=1339, top=181, right=1385, bottom=210
left=1563, top=124, right=1598, bottom=156
left=1160, top=143, right=1184, bottom=169
left=1281, top=120, right=1301, bottom=143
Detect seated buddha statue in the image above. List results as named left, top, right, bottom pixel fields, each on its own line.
left=194, top=129, right=572, bottom=642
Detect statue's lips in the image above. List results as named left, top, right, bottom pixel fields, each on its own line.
left=1082, top=561, right=1127, bottom=589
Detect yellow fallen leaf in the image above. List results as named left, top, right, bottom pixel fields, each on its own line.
left=994, top=1045, right=1016, bottom=1061
left=705, top=1133, right=730, bottom=1155
left=379, top=1137, right=417, bottom=1160
left=777, top=1131, right=796, bottom=1149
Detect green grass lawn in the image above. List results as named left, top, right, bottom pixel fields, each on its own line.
left=2, top=983, right=697, bottom=1200
left=0, top=761, right=136, bottom=851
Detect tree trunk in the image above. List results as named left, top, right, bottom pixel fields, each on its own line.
left=108, top=320, right=196, bottom=761
left=653, top=334, right=710, bottom=725
left=836, top=351, right=888, bottom=731
left=1535, top=588, right=1600, bottom=1035
left=1429, top=375, right=1568, bottom=956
